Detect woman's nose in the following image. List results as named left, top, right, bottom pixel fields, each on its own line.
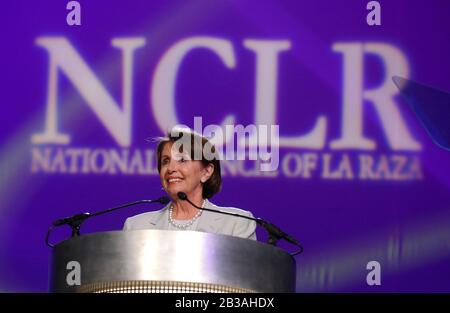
left=167, top=159, right=177, bottom=172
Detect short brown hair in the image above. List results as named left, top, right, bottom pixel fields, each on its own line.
left=156, top=129, right=222, bottom=199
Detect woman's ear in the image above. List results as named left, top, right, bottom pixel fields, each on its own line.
left=201, top=163, right=214, bottom=183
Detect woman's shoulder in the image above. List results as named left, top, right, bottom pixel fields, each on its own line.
left=128, top=207, right=168, bottom=219
left=206, top=200, right=255, bottom=217
left=204, top=200, right=257, bottom=240
left=123, top=206, right=168, bottom=230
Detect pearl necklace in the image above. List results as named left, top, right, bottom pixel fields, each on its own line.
left=168, top=200, right=205, bottom=229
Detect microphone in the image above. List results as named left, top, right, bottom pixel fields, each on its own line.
left=177, top=192, right=303, bottom=255
left=46, top=196, right=170, bottom=247
left=52, top=213, right=90, bottom=227
left=51, top=196, right=170, bottom=227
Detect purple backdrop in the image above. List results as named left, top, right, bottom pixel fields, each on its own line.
left=1, top=0, right=450, bottom=292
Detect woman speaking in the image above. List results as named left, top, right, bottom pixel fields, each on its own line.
left=123, top=129, right=257, bottom=240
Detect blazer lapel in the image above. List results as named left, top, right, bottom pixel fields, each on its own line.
left=197, top=199, right=223, bottom=233
left=148, top=203, right=170, bottom=227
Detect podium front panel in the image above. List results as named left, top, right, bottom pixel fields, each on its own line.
left=50, top=230, right=296, bottom=293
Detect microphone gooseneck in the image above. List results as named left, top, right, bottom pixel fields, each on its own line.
left=176, top=192, right=304, bottom=256
left=46, top=196, right=170, bottom=248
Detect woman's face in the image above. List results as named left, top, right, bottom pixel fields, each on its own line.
left=159, top=142, right=213, bottom=199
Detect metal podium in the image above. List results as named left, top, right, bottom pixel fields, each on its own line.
left=49, top=230, right=296, bottom=293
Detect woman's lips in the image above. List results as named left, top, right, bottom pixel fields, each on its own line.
left=167, top=178, right=183, bottom=184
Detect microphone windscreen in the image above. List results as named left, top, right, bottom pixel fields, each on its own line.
left=177, top=192, right=187, bottom=200
left=159, top=196, right=170, bottom=204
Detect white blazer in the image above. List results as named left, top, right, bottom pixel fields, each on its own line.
left=123, top=199, right=257, bottom=240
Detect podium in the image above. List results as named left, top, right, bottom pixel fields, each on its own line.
left=49, top=230, right=296, bottom=293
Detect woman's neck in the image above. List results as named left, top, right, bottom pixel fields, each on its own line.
left=171, top=192, right=204, bottom=220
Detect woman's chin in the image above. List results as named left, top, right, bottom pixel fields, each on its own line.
left=166, top=186, right=183, bottom=197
